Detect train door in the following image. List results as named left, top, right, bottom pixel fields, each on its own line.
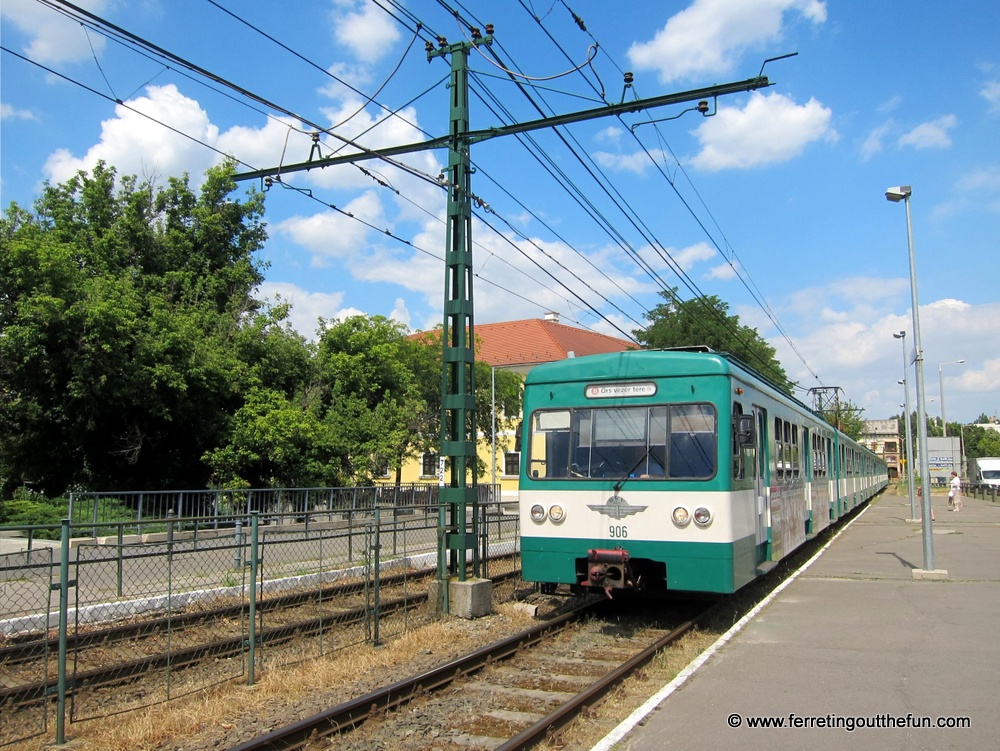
left=753, top=405, right=769, bottom=563
left=803, top=428, right=813, bottom=535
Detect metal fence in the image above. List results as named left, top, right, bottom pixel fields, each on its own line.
left=66, top=483, right=447, bottom=537
left=0, top=486, right=519, bottom=748
left=964, top=482, right=1000, bottom=502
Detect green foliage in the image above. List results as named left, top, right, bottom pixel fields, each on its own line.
left=0, top=488, right=68, bottom=527
left=820, top=400, right=866, bottom=440
left=2, top=162, right=524, bottom=496
left=0, top=160, right=285, bottom=496
left=635, top=286, right=793, bottom=394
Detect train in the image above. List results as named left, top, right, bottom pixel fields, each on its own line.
left=518, top=348, right=887, bottom=596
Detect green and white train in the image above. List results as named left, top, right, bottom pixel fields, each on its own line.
left=519, top=349, right=887, bottom=595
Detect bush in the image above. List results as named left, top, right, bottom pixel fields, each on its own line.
left=0, top=488, right=69, bottom=533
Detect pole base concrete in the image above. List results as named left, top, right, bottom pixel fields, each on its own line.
left=428, top=577, right=493, bottom=618
left=911, top=568, right=948, bottom=580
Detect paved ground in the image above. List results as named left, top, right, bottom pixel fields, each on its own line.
left=592, top=490, right=1000, bottom=751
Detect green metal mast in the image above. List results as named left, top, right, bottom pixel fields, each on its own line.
left=426, top=31, right=494, bottom=582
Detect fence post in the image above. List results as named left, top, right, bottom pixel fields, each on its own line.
left=372, top=508, right=381, bottom=647
left=247, top=511, right=259, bottom=686
left=233, top=518, right=243, bottom=569
left=117, top=522, right=124, bottom=597
left=55, top=518, right=71, bottom=746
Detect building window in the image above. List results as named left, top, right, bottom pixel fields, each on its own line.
left=504, top=452, right=520, bottom=476
left=421, top=453, right=440, bottom=477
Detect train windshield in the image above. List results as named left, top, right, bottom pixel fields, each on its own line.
left=527, top=403, right=717, bottom=481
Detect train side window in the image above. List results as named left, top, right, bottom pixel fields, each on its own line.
left=792, top=425, right=800, bottom=478
left=774, top=417, right=784, bottom=480
left=668, top=404, right=716, bottom=479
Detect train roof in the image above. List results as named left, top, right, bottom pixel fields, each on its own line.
left=525, top=348, right=744, bottom=384
left=525, top=348, right=816, bottom=413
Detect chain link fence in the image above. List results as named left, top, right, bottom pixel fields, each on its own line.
left=0, top=545, right=55, bottom=747
left=0, top=486, right=520, bottom=747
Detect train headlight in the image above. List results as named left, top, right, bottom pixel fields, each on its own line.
left=672, top=506, right=691, bottom=527
left=548, top=504, right=565, bottom=523
left=530, top=504, right=547, bottom=522
left=693, top=506, right=713, bottom=526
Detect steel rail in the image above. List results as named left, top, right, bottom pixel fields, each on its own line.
left=227, top=599, right=606, bottom=751
left=495, top=614, right=704, bottom=750
left=0, top=592, right=424, bottom=707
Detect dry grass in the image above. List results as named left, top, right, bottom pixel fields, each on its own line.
left=19, top=603, right=538, bottom=751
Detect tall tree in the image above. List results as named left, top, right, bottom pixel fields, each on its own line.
left=0, top=161, right=277, bottom=495
left=315, top=316, right=435, bottom=485
left=636, top=286, right=793, bottom=394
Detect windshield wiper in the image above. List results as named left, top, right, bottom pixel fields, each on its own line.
left=613, top=448, right=652, bottom=494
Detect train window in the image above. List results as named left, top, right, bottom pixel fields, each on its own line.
left=792, top=425, right=800, bottom=478
left=526, top=403, right=716, bottom=481
left=774, top=417, right=784, bottom=478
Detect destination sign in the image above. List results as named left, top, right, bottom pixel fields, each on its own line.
left=585, top=382, right=657, bottom=399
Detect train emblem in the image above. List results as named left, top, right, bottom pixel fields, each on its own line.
left=587, top=495, right=648, bottom=519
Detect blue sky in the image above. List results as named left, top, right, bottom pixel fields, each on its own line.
left=3, top=0, right=999, bottom=425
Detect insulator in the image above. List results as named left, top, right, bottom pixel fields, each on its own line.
left=311, top=132, right=320, bottom=142
left=697, top=100, right=709, bottom=113
left=624, top=71, right=634, bottom=85
left=471, top=27, right=481, bottom=40
left=424, top=40, right=434, bottom=54
left=437, top=36, right=448, bottom=48
left=485, top=23, right=494, bottom=35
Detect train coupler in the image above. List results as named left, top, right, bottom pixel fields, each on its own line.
left=586, top=548, right=634, bottom=598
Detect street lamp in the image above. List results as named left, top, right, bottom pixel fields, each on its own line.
left=886, top=185, right=940, bottom=575
left=893, top=331, right=917, bottom=519
left=938, top=359, right=965, bottom=438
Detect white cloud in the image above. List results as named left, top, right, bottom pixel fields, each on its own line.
left=0, top=0, right=112, bottom=65
left=274, top=190, right=386, bottom=266
left=593, top=148, right=669, bottom=175
left=981, top=81, right=1000, bottom=112
left=389, top=298, right=411, bottom=328
left=257, top=281, right=346, bottom=341
left=0, top=103, right=36, bottom=120
left=627, top=0, right=826, bottom=84
left=595, top=126, right=624, bottom=142
left=674, top=242, right=717, bottom=270
left=331, top=0, right=401, bottom=64
left=860, top=122, right=892, bottom=162
left=42, top=84, right=218, bottom=188
left=706, top=262, right=738, bottom=281
left=689, top=92, right=835, bottom=171
left=771, top=287, right=1000, bottom=423
left=897, top=115, right=957, bottom=150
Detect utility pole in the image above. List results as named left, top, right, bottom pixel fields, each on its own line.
left=234, top=28, right=775, bottom=607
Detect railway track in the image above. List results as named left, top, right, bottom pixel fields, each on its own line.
left=0, top=558, right=520, bottom=712
left=226, top=597, right=713, bottom=751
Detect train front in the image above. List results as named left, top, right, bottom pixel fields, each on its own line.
left=517, top=352, right=756, bottom=596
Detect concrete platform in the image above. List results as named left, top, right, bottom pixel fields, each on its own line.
left=592, top=491, right=1000, bottom=751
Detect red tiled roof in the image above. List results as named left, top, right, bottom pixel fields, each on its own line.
left=473, top=318, right=635, bottom=367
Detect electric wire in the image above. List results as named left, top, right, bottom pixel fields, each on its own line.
left=512, top=2, right=812, bottom=388
left=39, top=0, right=447, bottom=190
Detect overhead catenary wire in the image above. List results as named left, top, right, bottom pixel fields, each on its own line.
left=38, top=0, right=448, bottom=191
left=17, top=1, right=814, bottom=388
left=5, top=6, right=634, bottom=346
left=513, top=1, right=821, bottom=390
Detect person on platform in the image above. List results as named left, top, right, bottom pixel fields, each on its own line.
left=949, top=471, right=963, bottom=512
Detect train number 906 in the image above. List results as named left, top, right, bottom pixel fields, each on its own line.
left=608, top=525, right=628, bottom=539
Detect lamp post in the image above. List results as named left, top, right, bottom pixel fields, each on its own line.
left=938, top=359, right=964, bottom=438
left=893, top=331, right=917, bottom=519
left=886, top=185, right=939, bottom=574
